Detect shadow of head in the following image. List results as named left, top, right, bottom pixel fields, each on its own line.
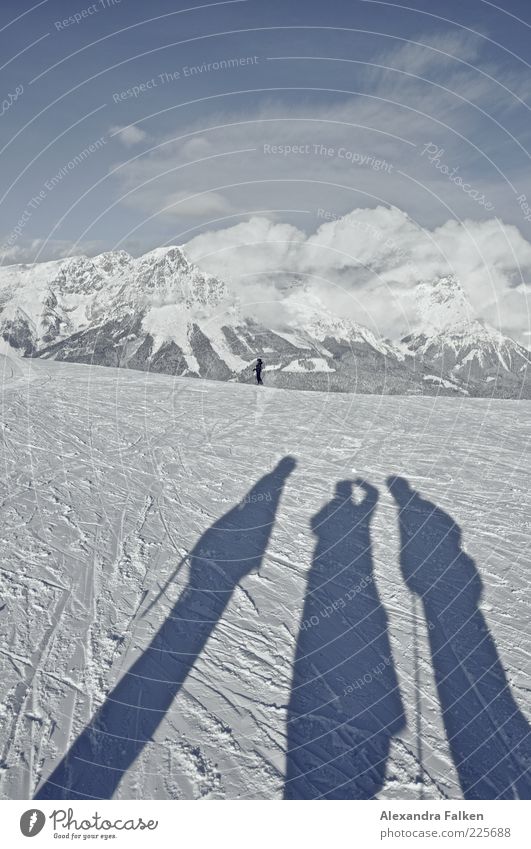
left=276, top=455, right=297, bottom=476
left=386, top=474, right=481, bottom=601
left=386, top=475, right=413, bottom=502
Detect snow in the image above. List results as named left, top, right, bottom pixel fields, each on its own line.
left=141, top=305, right=200, bottom=372
left=204, top=317, right=250, bottom=373
left=0, top=355, right=530, bottom=800
left=415, top=275, right=475, bottom=334
left=283, top=288, right=393, bottom=356
left=415, top=277, right=524, bottom=359
left=3, top=252, right=529, bottom=398
left=423, top=374, right=468, bottom=393
left=268, top=328, right=313, bottom=350
left=281, top=357, right=336, bottom=373
left=141, top=302, right=250, bottom=374
left=0, top=246, right=230, bottom=350
left=405, top=276, right=531, bottom=389
left=0, top=343, right=24, bottom=380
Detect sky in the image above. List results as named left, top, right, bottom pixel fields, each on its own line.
left=1, top=0, right=531, bottom=342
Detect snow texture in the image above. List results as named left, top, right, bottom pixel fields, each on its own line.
left=0, top=353, right=529, bottom=800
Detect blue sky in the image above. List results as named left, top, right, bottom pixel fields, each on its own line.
left=1, top=0, right=531, bottom=340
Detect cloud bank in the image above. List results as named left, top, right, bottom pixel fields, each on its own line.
left=184, top=207, right=531, bottom=344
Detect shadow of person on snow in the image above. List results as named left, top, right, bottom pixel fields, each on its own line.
left=35, top=456, right=296, bottom=800
left=284, top=479, right=405, bottom=799
left=387, top=476, right=531, bottom=799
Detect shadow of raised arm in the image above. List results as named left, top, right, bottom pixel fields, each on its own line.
left=285, top=477, right=404, bottom=799
left=36, top=456, right=296, bottom=800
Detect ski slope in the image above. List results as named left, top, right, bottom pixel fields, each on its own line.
left=0, top=355, right=530, bottom=800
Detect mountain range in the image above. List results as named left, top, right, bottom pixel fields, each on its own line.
left=1, top=245, right=529, bottom=398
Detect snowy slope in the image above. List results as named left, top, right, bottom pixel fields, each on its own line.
left=0, top=356, right=529, bottom=800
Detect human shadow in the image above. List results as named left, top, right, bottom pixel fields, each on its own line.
left=284, top=479, right=405, bottom=799
left=388, top=476, right=531, bottom=799
left=35, top=456, right=296, bottom=800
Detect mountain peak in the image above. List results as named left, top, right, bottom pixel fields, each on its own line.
left=137, top=245, right=190, bottom=270
left=93, top=250, right=133, bottom=275
left=415, top=274, right=475, bottom=334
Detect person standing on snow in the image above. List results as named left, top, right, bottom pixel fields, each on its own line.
left=253, top=358, right=264, bottom=385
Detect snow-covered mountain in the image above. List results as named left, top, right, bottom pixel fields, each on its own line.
left=0, top=248, right=240, bottom=379
left=402, top=275, right=531, bottom=398
left=0, top=246, right=422, bottom=394
left=0, top=250, right=529, bottom=397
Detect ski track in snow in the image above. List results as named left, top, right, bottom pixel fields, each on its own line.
left=0, top=355, right=529, bottom=799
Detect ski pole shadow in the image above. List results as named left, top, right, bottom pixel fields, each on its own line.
left=35, top=456, right=296, bottom=800
left=284, top=479, right=405, bottom=799
left=387, top=476, right=531, bottom=799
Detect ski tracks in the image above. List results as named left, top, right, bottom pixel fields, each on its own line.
left=0, top=361, right=529, bottom=799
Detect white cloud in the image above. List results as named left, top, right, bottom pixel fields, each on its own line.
left=162, top=190, right=233, bottom=218
left=110, top=125, right=148, bottom=147
left=184, top=208, right=531, bottom=344
left=384, top=30, right=484, bottom=70
left=0, top=237, right=104, bottom=266
left=108, top=27, right=531, bottom=237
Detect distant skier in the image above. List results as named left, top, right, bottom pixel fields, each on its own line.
left=253, top=358, right=264, bottom=385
